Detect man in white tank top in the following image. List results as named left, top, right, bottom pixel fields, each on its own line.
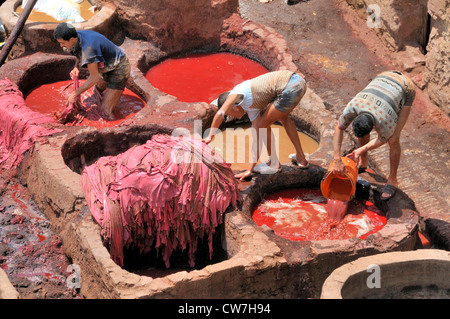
left=203, top=70, right=309, bottom=180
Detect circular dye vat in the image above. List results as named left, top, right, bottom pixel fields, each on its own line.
left=252, top=189, right=386, bottom=241
left=16, top=0, right=97, bottom=23
left=145, top=52, right=268, bottom=103
left=25, top=80, right=144, bottom=128
left=209, top=123, right=319, bottom=171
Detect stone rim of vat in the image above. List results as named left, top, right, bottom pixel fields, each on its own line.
left=320, top=249, right=450, bottom=299
left=0, top=0, right=118, bottom=55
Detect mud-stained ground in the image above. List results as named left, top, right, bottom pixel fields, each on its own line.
left=0, top=169, right=81, bottom=299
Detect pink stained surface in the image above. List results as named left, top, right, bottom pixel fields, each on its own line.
left=25, top=80, right=145, bottom=128
left=252, top=189, right=386, bottom=241
left=0, top=78, right=63, bottom=169
left=145, top=52, right=268, bottom=103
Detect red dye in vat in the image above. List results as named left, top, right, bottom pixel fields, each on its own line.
left=25, top=80, right=144, bottom=128
left=145, top=52, right=268, bottom=103
left=252, top=189, right=386, bottom=241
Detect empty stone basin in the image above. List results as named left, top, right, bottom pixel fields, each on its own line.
left=321, top=249, right=450, bottom=299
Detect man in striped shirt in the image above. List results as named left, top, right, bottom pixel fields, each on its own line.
left=203, top=70, right=309, bottom=180
left=332, top=71, right=415, bottom=200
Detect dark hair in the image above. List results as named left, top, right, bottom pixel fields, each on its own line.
left=54, top=22, right=78, bottom=41
left=352, top=113, right=374, bottom=137
left=218, top=92, right=230, bottom=109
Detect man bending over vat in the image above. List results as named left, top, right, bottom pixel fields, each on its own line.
left=54, top=22, right=130, bottom=120
left=203, top=70, right=309, bottom=180
left=331, top=71, right=415, bottom=200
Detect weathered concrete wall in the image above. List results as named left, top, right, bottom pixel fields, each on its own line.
left=425, top=0, right=450, bottom=115
left=345, top=0, right=428, bottom=51
left=345, top=0, right=449, bottom=117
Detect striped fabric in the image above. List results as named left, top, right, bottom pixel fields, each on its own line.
left=249, top=70, right=294, bottom=110
left=339, top=71, right=415, bottom=141
left=361, top=71, right=415, bottom=113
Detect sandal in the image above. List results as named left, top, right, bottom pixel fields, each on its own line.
left=253, top=162, right=281, bottom=174
left=381, top=184, right=397, bottom=201
left=288, top=153, right=310, bottom=169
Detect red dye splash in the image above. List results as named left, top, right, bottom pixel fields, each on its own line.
left=252, top=189, right=386, bottom=241
left=25, top=80, right=144, bottom=128
left=327, top=199, right=349, bottom=221
left=145, top=52, right=268, bottom=103
left=326, top=173, right=355, bottom=220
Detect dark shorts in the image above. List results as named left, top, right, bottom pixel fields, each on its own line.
left=273, top=73, right=307, bottom=113
left=101, top=56, right=131, bottom=91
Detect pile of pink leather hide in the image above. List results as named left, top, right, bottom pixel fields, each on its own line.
left=0, top=78, right=62, bottom=169
left=80, top=134, right=241, bottom=268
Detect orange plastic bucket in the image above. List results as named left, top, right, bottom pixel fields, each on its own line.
left=320, top=157, right=358, bottom=201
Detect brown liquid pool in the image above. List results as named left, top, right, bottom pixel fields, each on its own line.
left=208, top=123, right=319, bottom=171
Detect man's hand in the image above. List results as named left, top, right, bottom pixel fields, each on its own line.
left=70, top=67, right=80, bottom=80
left=68, top=91, right=79, bottom=104
left=346, top=145, right=367, bottom=167
left=202, top=135, right=214, bottom=144
left=234, top=170, right=252, bottom=181
left=332, top=158, right=346, bottom=176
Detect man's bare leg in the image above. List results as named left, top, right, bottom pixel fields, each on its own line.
left=357, top=134, right=370, bottom=168
left=95, top=79, right=107, bottom=93
left=101, top=88, right=123, bottom=120
left=278, top=115, right=308, bottom=167
left=386, top=137, right=401, bottom=187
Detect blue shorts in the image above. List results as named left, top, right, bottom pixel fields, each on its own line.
left=273, top=73, right=307, bottom=113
